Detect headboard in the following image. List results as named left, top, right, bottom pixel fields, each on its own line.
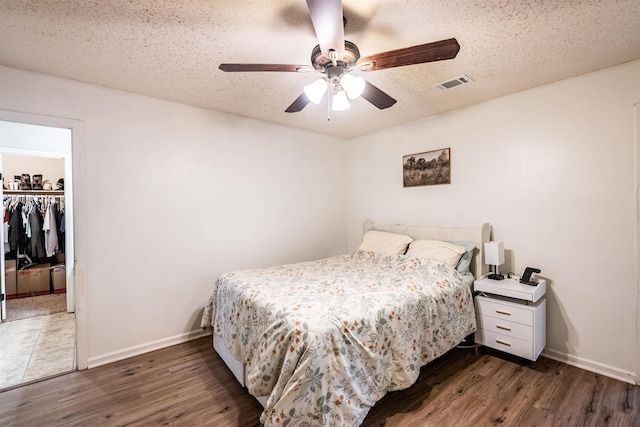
left=362, top=220, right=492, bottom=279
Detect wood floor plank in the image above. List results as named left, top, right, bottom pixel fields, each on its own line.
left=0, top=337, right=638, bottom=426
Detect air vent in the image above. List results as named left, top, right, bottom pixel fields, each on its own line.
left=432, top=74, right=474, bottom=92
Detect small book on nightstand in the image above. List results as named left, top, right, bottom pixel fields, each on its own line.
left=474, top=274, right=546, bottom=303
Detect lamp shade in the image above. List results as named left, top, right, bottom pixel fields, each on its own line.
left=484, top=242, right=505, bottom=266
left=331, top=89, right=350, bottom=111
left=340, top=73, right=365, bottom=99
left=303, top=78, right=328, bottom=104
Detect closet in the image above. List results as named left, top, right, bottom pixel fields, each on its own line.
left=2, top=155, right=66, bottom=310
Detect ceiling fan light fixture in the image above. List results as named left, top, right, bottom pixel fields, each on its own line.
left=331, top=88, right=350, bottom=111
left=304, top=78, right=328, bottom=104
left=340, top=73, right=365, bottom=99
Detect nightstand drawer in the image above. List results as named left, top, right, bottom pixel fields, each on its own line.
left=475, top=296, right=533, bottom=326
left=475, top=329, right=533, bottom=360
left=477, top=315, right=533, bottom=341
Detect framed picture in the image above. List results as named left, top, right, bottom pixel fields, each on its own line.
left=402, top=148, right=451, bottom=187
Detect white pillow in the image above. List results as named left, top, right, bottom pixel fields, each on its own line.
left=406, top=240, right=466, bottom=267
left=358, top=230, right=414, bottom=255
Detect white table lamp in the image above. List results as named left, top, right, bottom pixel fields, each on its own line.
left=484, top=241, right=505, bottom=280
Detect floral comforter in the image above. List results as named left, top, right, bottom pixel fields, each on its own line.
left=201, top=251, right=476, bottom=426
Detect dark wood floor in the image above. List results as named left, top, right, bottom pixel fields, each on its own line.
left=0, top=336, right=638, bottom=426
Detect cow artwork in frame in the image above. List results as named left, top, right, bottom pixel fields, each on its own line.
left=403, top=148, right=451, bottom=187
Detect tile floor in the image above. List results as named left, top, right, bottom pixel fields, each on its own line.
left=0, top=312, right=76, bottom=389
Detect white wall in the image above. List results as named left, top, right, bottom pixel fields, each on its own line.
left=0, top=66, right=348, bottom=366
left=347, top=59, right=640, bottom=383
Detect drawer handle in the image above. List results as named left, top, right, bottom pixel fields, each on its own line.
left=496, top=339, right=511, bottom=347
left=496, top=324, right=511, bottom=331
left=495, top=310, right=511, bottom=316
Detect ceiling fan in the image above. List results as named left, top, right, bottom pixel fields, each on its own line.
left=219, top=0, right=460, bottom=114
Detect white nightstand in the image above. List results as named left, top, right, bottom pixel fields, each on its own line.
left=473, top=275, right=546, bottom=361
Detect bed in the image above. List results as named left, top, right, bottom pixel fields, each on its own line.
left=201, top=220, right=491, bottom=426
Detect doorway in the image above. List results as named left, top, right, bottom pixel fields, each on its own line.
left=0, top=116, right=83, bottom=389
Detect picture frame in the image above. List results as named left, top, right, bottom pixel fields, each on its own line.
left=402, top=148, right=451, bottom=187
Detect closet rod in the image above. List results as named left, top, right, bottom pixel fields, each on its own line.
left=3, top=190, right=64, bottom=196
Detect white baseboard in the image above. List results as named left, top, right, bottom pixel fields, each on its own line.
left=87, top=329, right=212, bottom=369
left=542, top=347, right=636, bottom=385
left=86, top=334, right=638, bottom=385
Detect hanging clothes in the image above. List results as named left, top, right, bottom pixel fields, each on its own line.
left=29, top=203, right=46, bottom=258
left=3, top=205, right=9, bottom=254
left=43, top=201, right=58, bottom=257
left=56, top=208, right=65, bottom=253
left=4, top=194, right=65, bottom=260
left=8, top=201, right=25, bottom=252
left=22, top=204, right=31, bottom=239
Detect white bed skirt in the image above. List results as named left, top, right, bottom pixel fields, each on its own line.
left=213, top=333, right=269, bottom=407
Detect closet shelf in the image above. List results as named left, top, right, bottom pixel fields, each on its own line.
left=3, top=190, right=64, bottom=196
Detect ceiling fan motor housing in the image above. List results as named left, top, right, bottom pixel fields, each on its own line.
left=311, top=40, right=360, bottom=73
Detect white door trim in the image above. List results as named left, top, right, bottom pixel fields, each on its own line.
left=635, top=102, right=640, bottom=386
left=0, top=109, right=88, bottom=370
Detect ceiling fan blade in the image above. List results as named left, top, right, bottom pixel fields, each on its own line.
left=358, top=38, right=460, bottom=72
left=285, top=93, right=311, bottom=113
left=360, top=80, right=397, bottom=110
left=219, top=64, right=314, bottom=72
left=306, top=0, right=345, bottom=58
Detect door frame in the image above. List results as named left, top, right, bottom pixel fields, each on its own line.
left=0, top=109, right=87, bottom=370
left=636, top=103, right=640, bottom=386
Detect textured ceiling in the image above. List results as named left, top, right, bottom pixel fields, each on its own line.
left=1, top=0, right=639, bottom=139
